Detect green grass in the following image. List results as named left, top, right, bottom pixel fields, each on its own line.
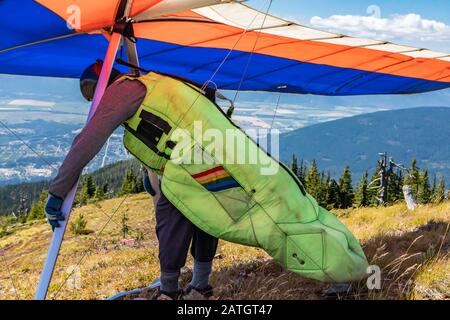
left=0, top=194, right=448, bottom=300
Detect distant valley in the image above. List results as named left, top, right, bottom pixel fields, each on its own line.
left=0, top=74, right=449, bottom=185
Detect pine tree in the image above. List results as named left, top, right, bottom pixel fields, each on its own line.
left=355, top=172, right=370, bottom=207
left=339, top=166, right=354, bottom=209
left=121, top=211, right=131, bottom=239
left=84, top=176, right=96, bottom=198
left=317, top=172, right=330, bottom=207
left=387, top=169, right=404, bottom=204
left=102, top=183, right=109, bottom=197
left=404, top=158, right=420, bottom=196
left=70, top=213, right=89, bottom=235
left=325, top=179, right=341, bottom=210
left=298, top=159, right=306, bottom=185
left=77, top=176, right=96, bottom=205
left=434, top=177, right=446, bottom=203
left=417, top=170, right=432, bottom=204
left=290, top=154, right=299, bottom=176
left=27, top=190, right=48, bottom=221
left=93, top=184, right=105, bottom=202
left=119, top=169, right=134, bottom=196
left=305, top=160, right=321, bottom=199
left=119, top=169, right=143, bottom=196
left=397, top=170, right=405, bottom=201
left=431, top=175, right=437, bottom=198
left=133, top=172, right=144, bottom=193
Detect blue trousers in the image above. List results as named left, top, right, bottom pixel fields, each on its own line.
left=155, top=192, right=219, bottom=273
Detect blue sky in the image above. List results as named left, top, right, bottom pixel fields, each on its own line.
left=248, top=0, right=450, bottom=52
left=1, top=1, right=449, bottom=113
left=263, top=0, right=450, bottom=23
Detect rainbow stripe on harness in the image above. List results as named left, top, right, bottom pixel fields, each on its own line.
left=192, top=166, right=240, bottom=192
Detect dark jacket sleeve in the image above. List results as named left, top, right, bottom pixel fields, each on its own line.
left=48, top=79, right=147, bottom=199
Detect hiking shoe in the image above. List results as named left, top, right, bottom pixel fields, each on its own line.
left=183, top=285, right=214, bottom=300
left=152, top=288, right=184, bottom=300
left=321, top=283, right=352, bottom=297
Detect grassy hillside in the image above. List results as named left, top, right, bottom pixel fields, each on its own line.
left=0, top=194, right=448, bottom=300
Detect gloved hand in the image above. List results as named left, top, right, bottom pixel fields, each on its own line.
left=143, top=171, right=156, bottom=196
left=45, top=194, right=65, bottom=231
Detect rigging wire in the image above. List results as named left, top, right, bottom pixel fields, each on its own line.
left=162, top=2, right=274, bottom=140
left=204, top=0, right=274, bottom=252
left=51, top=193, right=131, bottom=299
left=270, top=92, right=282, bottom=130
left=0, top=118, right=141, bottom=297
left=0, top=119, right=126, bottom=229
left=232, top=0, right=273, bottom=105
left=232, top=0, right=273, bottom=251
left=0, top=120, right=58, bottom=172
left=2, top=0, right=275, bottom=299
left=201, top=0, right=271, bottom=91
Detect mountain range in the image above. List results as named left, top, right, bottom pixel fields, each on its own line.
left=279, top=107, right=450, bottom=182
left=1, top=107, right=449, bottom=216
left=1, top=74, right=449, bottom=185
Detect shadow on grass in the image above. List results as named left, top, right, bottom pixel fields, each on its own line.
left=359, top=220, right=448, bottom=299
left=207, top=220, right=448, bottom=300
left=118, top=220, right=448, bottom=300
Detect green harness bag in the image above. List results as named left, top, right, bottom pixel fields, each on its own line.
left=123, top=72, right=369, bottom=283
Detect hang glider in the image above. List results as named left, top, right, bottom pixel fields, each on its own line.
left=3, top=0, right=449, bottom=301
left=1, top=0, right=450, bottom=95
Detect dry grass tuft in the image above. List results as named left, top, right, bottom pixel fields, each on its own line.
left=0, top=195, right=448, bottom=300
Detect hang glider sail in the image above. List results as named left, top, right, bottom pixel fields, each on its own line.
left=1, top=0, right=450, bottom=96
left=3, top=0, right=449, bottom=300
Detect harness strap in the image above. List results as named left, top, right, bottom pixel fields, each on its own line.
left=140, top=110, right=171, bottom=134
left=124, top=123, right=171, bottom=160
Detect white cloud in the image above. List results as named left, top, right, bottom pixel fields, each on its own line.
left=232, top=115, right=271, bottom=129
left=8, top=99, right=55, bottom=107
left=310, top=13, right=450, bottom=42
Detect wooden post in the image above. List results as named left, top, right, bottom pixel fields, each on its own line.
left=403, top=185, right=418, bottom=210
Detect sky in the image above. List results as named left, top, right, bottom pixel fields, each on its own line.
left=1, top=0, right=449, bottom=111
left=248, top=0, right=450, bottom=52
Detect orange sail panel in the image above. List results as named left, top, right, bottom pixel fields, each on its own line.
left=35, top=0, right=164, bottom=31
